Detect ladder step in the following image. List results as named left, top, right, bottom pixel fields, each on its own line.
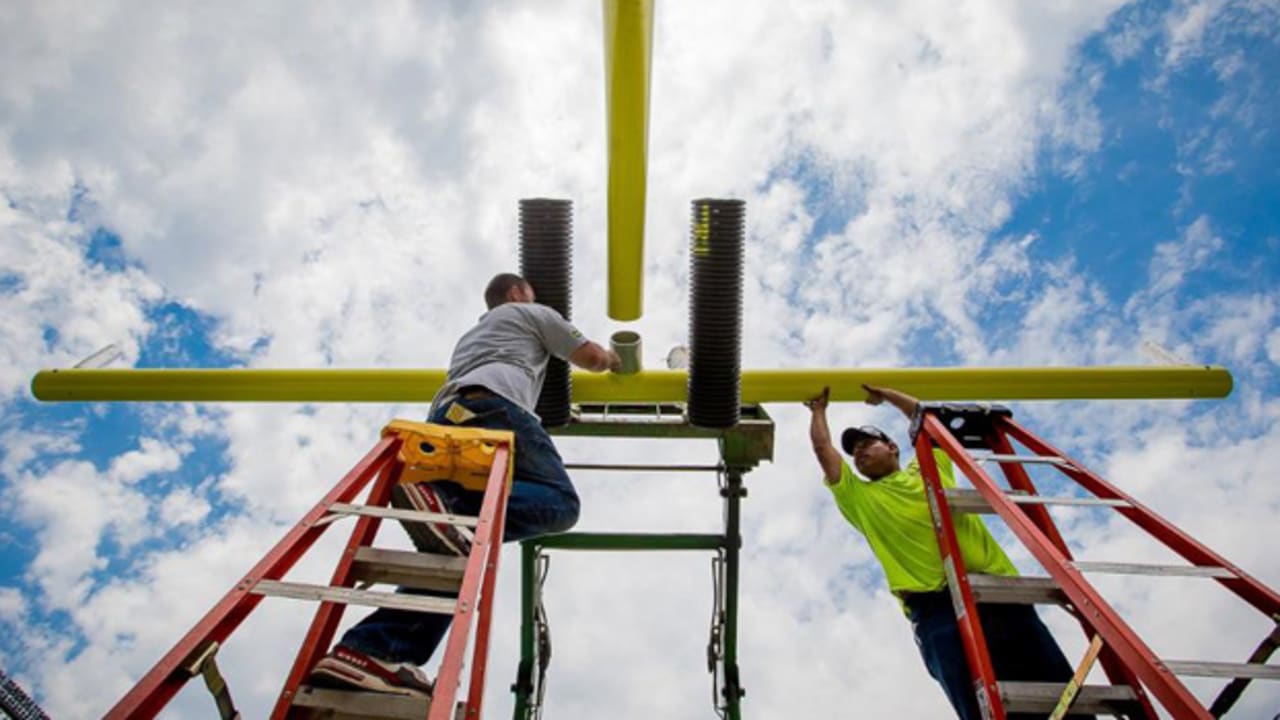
left=1070, top=561, right=1236, bottom=579
left=945, top=489, right=1130, bottom=514
left=971, top=451, right=1069, bottom=466
left=998, top=681, right=1142, bottom=715
left=969, top=574, right=1067, bottom=605
left=327, top=502, right=480, bottom=529
left=350, top=547, right=467, bottom=592
left=291, top=686, right=431, bottom=719
left=1163, top=660, right=1280, bottom=680
left=253, top=580, right=457, bottom=614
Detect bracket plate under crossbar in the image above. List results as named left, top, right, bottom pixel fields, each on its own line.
left=550, top=403, right=773, bottom=468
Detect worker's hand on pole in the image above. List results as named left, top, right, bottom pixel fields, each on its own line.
left=863, top=383, right=920, bottom=419
left=569, top=341, right=622, bottom=373
left=804, top=386, right=830, bottom=413
left=805, top=386, right=841, bottom=484
left=862, top=383, right=887, bottom=406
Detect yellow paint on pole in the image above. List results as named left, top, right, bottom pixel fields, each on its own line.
left=30, top=369, right=450, bottom=403
left=31, top=366, right=1232, bottom=403
left=603, top=0, right=654, bottom=321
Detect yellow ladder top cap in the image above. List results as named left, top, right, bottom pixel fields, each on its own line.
left=382, top=419, right=515, bottom=492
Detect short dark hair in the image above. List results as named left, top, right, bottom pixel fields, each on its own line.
left=485, top=273, right=529, bottom=309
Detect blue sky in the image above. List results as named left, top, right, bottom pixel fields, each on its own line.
left=2, top=1, right=1279, bottom=717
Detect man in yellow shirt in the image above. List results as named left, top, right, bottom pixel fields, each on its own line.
left=806, top=384, right=1081, bottom=719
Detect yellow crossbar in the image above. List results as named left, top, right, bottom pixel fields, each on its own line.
left=30, top=366, right=1231, bottom=403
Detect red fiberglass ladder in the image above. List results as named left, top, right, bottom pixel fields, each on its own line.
left=105, top=420, right=516, bottom=720
left=913, top=403, right=1280, bottom=719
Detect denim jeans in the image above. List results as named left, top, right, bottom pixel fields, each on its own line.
left=907, top=590, right=1091, bottom=719
left=338, top=394, right=580, bottom=665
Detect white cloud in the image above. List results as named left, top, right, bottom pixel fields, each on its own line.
left=1124, top=215, right=1227, bottom=351
left=0, top=198, right=163, bottom=399
left=1164, top=0, right=1229, bottom=67
left=3, top=0, right=1279, bottom=718
left=1266, top=328, right=1280, bottom=366
left=0, top=426, right=81, bottom=479
left=0, top=587, right=27, bottom=624
left=1145, top=216, right=1222, bottom=300
left=108, top=437, right=184, bottom=485
left=11, top=458, right=149, bottom=607
left=1157, top=0, right=1280, bottom=87
left=157, top=486, right=210, bottom=527
left=1105, top=7, right=1161, bottom=63
left=6, top=434, right=192, bottom=611
left=1195, top=293, right=1277, bottom=367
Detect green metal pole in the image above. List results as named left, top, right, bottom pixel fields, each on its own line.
left=532, top=532, right=724, bottom=552
left=512, top=541, right=538, bottom=720
left=722, top=468, right=745, bottom=719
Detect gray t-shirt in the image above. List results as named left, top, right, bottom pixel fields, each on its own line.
left=430, top=302, right=588, bottom=416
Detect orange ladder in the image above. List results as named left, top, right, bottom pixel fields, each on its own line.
left=105, top=420, right=515, bottom=720
left=913, top=403, right=1280, bottom=719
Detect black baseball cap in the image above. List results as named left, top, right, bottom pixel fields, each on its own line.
left=841, top=425, right=893, bottom=455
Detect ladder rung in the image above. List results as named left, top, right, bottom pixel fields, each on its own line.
left=945, top=488, right=1026, bottom=513
left=1070, top=561, right=1236, bottom=578
left=1207, top=624, right=1280, bottom=716
left=968, top=574, right=1067, bottom=605
left=1163, top=660, right=1280, bottom=680
left=253, top=580, right=456, bottom=614
left=292, top=686, right=431, bottom=719
left=1009, top=495, right=1129, bottom=508
left=971, top=451, right=1069, bottom=465
left=944, top=489, right=1129, bottom=514
left=350, top=546, right=467, bottom=592
left=327, top=502, right=480, bottom=528
left=998, top=681, right=1142, bottom=714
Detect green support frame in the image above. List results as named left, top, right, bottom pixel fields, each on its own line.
left=511, top=403, right=774, bottom=720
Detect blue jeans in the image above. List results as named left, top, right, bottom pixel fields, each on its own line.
left=907, top=590, right=1091, bottom=719
left=338, top=394, right=580, bottom=665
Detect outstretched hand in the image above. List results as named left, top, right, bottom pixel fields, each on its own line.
left=862, top=383, right=886, bottom=406
left=804, top=386, right=831, bottom=412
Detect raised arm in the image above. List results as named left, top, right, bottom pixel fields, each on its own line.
left=569, top=341, right=622, bottom=373
left=529, top=303, right=622, bottom=373
left=805, top=387, right=843, bottom=485
left=862, top=384, right=919, bottom=421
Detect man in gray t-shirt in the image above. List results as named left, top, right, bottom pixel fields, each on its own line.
left=431, top=298, right=593, bottom=416
left=311, top=273, right=620, bottom=698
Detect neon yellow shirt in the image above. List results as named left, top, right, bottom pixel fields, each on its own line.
left=827, top=450, right=1018, bottom=599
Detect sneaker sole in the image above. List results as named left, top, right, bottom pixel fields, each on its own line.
left=389, top=483, right=472, bottom=556
left=309, top=658, right=431, bottom=699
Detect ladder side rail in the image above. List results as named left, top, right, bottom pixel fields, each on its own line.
left=985, top=430, right=1073, bottom=558
left=1001, top=417, right=1280, bottom=616
left=926, top=416, right=1210, bottom=719
left=916, top=431, right=1008, bottom=720
left=105, top=436, right=400, bottom=720
left=270, top=457, right=405, bottom=719
left=985, top=425, right=1161, bottom=717
left=463, top=452, right=514, bottom=719
left=431, top=444, right=514, bottom=720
